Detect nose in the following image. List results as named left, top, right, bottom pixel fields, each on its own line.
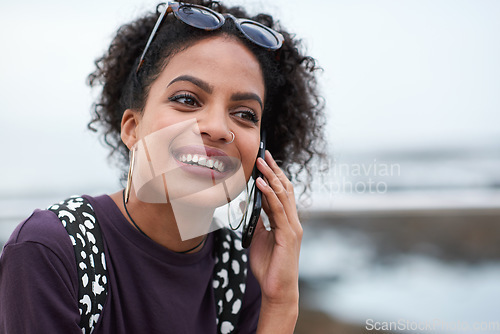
left=195, top=106, right=233, bottom=144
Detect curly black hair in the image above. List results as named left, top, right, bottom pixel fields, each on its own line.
left=87, top=0, right=326, bottom=199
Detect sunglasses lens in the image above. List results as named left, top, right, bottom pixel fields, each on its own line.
left=177, top=6, right=222, bottom=29
left=240, top=22, right=280, bottom=49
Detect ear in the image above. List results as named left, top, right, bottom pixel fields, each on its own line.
left=121, top=109, right=141, bottom=150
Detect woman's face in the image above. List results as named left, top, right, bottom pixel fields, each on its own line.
left=123, top=35, right=265, bottom=206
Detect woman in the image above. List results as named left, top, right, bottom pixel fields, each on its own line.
left=0, top=1, right=325, bottom=333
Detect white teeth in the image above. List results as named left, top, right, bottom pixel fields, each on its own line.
left=177, top=153, right=226, bottom=172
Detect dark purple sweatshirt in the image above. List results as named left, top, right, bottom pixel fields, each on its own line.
left=0, top=195, right=261, bottom=333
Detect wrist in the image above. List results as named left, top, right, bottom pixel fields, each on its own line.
left=261, top=298, right=299, bottom=320
left=256, top=297, right=299, bottom=334
left=261, top=292, right=299, bottom=310
left=261, top=282, right=299, bottom=307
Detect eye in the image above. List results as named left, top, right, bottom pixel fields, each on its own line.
left=168, top=93, right=200, bottom=107
left=232, top=109, right=259, bottom=124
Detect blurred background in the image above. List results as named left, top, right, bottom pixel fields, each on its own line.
left=1, top=0, right=499, bottom=333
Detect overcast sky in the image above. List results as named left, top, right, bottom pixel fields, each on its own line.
left=1, top=0, right=499, bottom=197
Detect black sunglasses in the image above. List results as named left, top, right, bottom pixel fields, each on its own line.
left=136, top=1, right=284, bottom=73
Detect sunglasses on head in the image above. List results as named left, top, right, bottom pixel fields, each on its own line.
left=136, top=1, right=284, bottom=73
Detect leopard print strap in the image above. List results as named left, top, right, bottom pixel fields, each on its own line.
left=213, top=228, right=248, bottom=334
left=49, top=196, right=108, bottom=334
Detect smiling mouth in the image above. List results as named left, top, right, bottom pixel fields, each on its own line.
left=177, top=153, right=226, bottom=173
left=171, top=144, right=240, bottom=178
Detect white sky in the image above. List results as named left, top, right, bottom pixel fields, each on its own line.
left=1, top=0, right=499, bottom=196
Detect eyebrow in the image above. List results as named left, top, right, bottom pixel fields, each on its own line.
left=231, top=92, right=263, bottom=110
left=168, top=75, right=213, bottom=93
left=167, top=74, right=263, bottom=110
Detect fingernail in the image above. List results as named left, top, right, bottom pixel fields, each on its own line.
left=257, top=177, right=267, bottom=187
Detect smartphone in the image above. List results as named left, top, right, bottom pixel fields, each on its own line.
left=242, top=133, right=266, bottom=248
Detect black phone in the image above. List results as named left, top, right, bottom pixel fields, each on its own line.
left=241, top=133, right=266, bottom=248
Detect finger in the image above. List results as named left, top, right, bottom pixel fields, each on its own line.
left=265, top=151, right=294, bottom=206
left=257, top=157, right=301, bottom=232
left=257, top=157, right=291, bottom=207
left=257, top=177, right=303, bottom=249
left=265, top=150, right=295, bottom=200
left=263, top=151, right=302, bottom=229
left=255, top=176, right=292, bottom=233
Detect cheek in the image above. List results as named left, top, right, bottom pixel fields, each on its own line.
left=137, top=111, right=189, bottom=137
left=241, top=140, right=260, bottom=179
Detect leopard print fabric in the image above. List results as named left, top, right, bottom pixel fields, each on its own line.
left=213, top=228, right=248, bottom=334
left=49, top=196, right=107, bottom=334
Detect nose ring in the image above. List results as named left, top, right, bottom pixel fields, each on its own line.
left=227, top=131, right=235, bottom=144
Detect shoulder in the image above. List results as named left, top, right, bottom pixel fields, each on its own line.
left=0, top=205, right=83, bottom=332
left=2, top=198, right=82, bottom=271
left=1, top=209, right=74, bottom=271
left=1, top=207, right=79, bottom=290
left=6, top=208, right=71, bottom=250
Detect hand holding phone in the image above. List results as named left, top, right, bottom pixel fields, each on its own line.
left=241, top=133, right=266, bottom=248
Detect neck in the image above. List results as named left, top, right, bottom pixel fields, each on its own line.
left=110, top=190, right=213, bottom=253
